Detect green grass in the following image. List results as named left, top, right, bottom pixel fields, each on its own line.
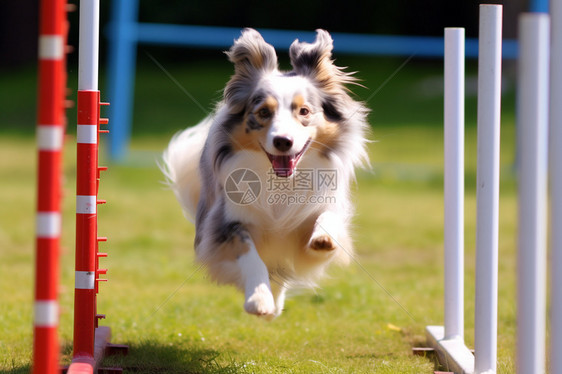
left=0, top=57, right=520, bottom=373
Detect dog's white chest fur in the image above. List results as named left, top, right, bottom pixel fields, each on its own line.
left=220, top=149, right=341, bottom=230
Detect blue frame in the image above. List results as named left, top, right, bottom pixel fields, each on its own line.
left=106, top=0, right=525, bottom=161
left=529, top=0, right=549, bottom=12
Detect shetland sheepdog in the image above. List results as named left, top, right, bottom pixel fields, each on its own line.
left=162, top=28, right=369, bottom=319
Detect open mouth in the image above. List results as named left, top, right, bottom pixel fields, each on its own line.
left=263, top=139, right=311, bottom=178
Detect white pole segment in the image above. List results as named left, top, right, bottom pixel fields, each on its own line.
left=517, top=12, right=550, bottom=374
left=78, top=0, right=100, bottom=91
left=550, top=0, right=562, bottom=373
left=474, top=5, right=502, bottom=374
left=444, top=27, right=465, bottom=342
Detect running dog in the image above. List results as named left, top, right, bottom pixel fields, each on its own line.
left=162, top=28, right=369, bottom=319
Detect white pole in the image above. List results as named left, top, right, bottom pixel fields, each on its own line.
left=78, top=0, right=100, bottom=91
left=444, top=27, right=465, bottom=342
left=474, top=5, right=502, bottom=374
left=550, top=0, right=562, bottom=373
left=517, top=13, right=551, bottom=374
left=517, top=12, right=550, bottom=374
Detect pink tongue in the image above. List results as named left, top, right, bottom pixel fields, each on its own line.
left=271, top=155, right=296, bottom=177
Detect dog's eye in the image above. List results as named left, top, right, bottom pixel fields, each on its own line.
left=299, top=107, right=310, bottom=116
left=257, top=108, right=272, bottom=119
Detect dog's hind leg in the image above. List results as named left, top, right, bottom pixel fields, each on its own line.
left=269, top=281, right=287, bottom=318
left=237, top=240, right=276, bottom=317
left=196, top=221, right=276, bottom=318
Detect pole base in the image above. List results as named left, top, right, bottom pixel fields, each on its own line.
left=426, top=325, right=474, bottom=374
left=64, top=326, right=127, bottom=374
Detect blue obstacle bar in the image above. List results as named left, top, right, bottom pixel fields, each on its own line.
left=134, top=23, right=518, bottom=59
left=529, top=0, right=549, bottom=13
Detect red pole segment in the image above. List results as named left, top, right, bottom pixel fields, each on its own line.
left=72, top=90, right=100, bottom=362
left=33, top=0, right=67, bottom=373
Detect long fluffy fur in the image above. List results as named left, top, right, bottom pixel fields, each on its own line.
left=162, top=29, right=369, bottom=319
left=161, top=117, right=212, bottom=222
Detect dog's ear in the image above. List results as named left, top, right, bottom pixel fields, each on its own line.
left=290, top=30, right=361, bottom=122
left=224, top=29, right=278, bottom=113
left=227, top=28, right=277, bottom=74
left=289, top=29, right=354, bottom=94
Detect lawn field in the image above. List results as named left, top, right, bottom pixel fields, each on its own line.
left=0, top=57, right=521, bottom=373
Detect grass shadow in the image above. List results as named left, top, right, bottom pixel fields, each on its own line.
left=0, top=342, right=73, bottom=374
left=100, top=340, right=244, bottom=374
left=0, top=341, right=242, bottom=374
left=0, top=366, right=30, bottom=374
left=408, top=334, right=449, bottom=373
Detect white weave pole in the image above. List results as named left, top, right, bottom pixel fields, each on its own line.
left=551, top=0, right=562, bottom=373
left=443, top=27, right=465, bottom=342
left=474, top=4, right=502, bottom=374
left=517, top=13, right=550, bottom=374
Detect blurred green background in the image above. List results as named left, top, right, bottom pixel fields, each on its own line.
left=1, top=0, right=523, bottom=137
left=0, top=1, right=527, bottom=373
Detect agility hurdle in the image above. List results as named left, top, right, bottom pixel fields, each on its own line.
left=33, top=0, right=68, bottom=372
left=428, top=2, right=561, bottom=373
left=69, top=0, right=116, bottom=372
left=33, top=1, right=125, bottom=373
left=426, top=5, right=502, bottom=374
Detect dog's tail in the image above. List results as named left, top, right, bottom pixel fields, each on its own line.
left=161, top=117, right=212, bottom=222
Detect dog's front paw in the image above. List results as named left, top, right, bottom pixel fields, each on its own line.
left=309, top=234, right=336, bottom=251
left=244, top=283, right=276, bottom=318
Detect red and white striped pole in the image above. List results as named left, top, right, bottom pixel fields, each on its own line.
left=70, top=0, right=103, bottom=370
left=33, top=0, right=67, bottom=373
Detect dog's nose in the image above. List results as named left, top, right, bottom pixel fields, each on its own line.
left=273, top=136, right=293, bottom=152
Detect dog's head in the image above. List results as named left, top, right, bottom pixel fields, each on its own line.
left=223, top=28, right=368, bottom=178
